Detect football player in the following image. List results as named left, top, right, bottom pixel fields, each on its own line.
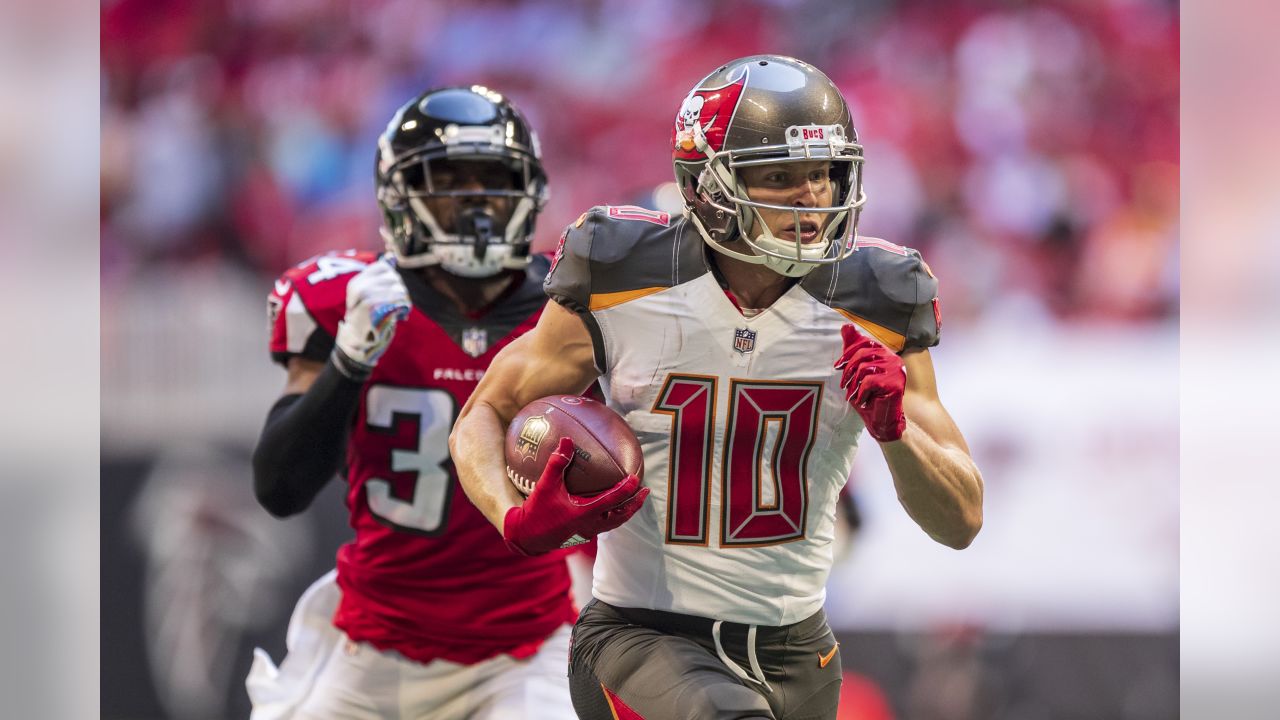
left=246, top=86, right=642, bottom=719
left=451, top=56, right=984, bottom=719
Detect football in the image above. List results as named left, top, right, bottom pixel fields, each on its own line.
left=505, top=395, right=643, bottom=497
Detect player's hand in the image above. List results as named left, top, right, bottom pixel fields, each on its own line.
left=835, top=325, right=907, bottom=442
left=332, top=257, right=411, bottom=379
left=503, top=437, right=650, bottom=556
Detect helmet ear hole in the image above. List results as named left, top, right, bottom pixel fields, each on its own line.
left=676, top=167, right=700, bottom=206
left=682, top=167, right=736, bottom=244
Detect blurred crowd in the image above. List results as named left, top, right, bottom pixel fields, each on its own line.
left=101, top=0, right=1178, bottom=326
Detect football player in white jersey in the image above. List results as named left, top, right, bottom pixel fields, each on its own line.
left=451, top=55, right=984, bottom=720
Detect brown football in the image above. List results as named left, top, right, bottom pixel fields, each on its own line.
left=505, top=395, right=643, bottom=497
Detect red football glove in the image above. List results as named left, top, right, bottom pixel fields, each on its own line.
left=503, top=437, right=650, bottom=556
left=835, top=325, right=907, bottom=442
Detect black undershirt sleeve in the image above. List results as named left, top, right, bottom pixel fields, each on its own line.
left=252, top=357, right=364, bottom=517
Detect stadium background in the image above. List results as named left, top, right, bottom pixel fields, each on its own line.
left=101, top=0, right=1178, bottom=717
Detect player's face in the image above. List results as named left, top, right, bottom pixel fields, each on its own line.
left=421, top=158, right=517, bottom=233
left=739, top=160, right=835, bottom=245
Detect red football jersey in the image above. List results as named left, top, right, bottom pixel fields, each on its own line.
left=267, top=250, right=576, bottom=665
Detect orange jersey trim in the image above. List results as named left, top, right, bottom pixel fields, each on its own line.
left=833, top=309, right=906, bottom=352
left=589, top=287, right=665, bottom=311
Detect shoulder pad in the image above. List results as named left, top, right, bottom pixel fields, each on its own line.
left=268, top=250, right=378, bottom=365
left=544, top=206, right=706, bottom=313
left=800, top=237, right=940, bottom=352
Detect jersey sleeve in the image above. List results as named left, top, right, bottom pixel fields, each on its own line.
left=806, top=237, right=941, bottom=353
left=542, top=206, right=691, bottom=373
left=544, top=205, right=694, bottom=308
left=542, top=210, right=599, bottom=313
left=904, top=259, right=941, bottom=351
left=267, top=251, right=377, bottom=366
left=542, top=210, right=604, bottom=370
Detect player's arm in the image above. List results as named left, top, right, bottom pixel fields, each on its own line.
left=450, top=300, right=602, bottom=531
left=881, top=348, right=983, bottom=549
left=837, top=327, right=983, bottom=549
left=453, top=300, right=648, bottom=556
left=252, top=356, right=362, bottom=517
left=252, top=258, right=410, bottom=517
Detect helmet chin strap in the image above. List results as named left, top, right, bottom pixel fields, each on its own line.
left=754, top=248, right=820, bottom=277
left=744, top=206, right=827, bottom=277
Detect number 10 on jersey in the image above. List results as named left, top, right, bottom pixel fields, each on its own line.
left=652, top=375, right=823, bottom=548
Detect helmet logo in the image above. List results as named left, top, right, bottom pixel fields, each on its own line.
left=673, top=68, right=748, bottom=161
left=785, top=124, right=847, bottom=158
left=675, top=95, right=705, bottom=152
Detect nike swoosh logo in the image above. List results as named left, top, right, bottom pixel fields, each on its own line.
left=818, top=643, right=839, bottom=669
left=274, top=279, right=292, bottom=296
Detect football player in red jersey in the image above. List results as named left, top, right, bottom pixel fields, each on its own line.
left=246, top=86, right=642, bottom=719
left=452, top=56, right=984, bottom=719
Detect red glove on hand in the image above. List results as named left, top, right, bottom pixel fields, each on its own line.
left=503, top=437, right=650, bottom=556
left=835, top=325, right=907, bottom=442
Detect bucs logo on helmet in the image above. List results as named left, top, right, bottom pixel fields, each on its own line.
left=672, top=66, right=748, bottom=160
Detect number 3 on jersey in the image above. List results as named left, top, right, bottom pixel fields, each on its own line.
left=363, top=386, right=456, bottom=535
left=653, top=375, right=822, bottom=547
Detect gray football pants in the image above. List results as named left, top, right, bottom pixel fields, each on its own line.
left=568, top=599, right=842, bottom=720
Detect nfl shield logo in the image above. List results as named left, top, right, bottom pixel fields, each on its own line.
left=515, top=415, right=550, bottom=460
left=733, top=327, right=756, bottom=354
left=462, top=327, right=488, bottom=358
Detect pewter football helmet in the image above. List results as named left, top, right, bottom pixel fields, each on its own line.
left=672, top=55, right=866, bottom=277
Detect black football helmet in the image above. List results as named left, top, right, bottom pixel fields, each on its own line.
left=672, top=55, right=866, bottom=277
left=376, top=86, right=548, bottom=277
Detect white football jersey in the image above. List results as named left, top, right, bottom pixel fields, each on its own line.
left=545, top=206, right=940, bottom=626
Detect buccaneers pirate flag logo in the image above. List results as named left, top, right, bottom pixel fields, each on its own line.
left=673, top=66, right=748, bottom=160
